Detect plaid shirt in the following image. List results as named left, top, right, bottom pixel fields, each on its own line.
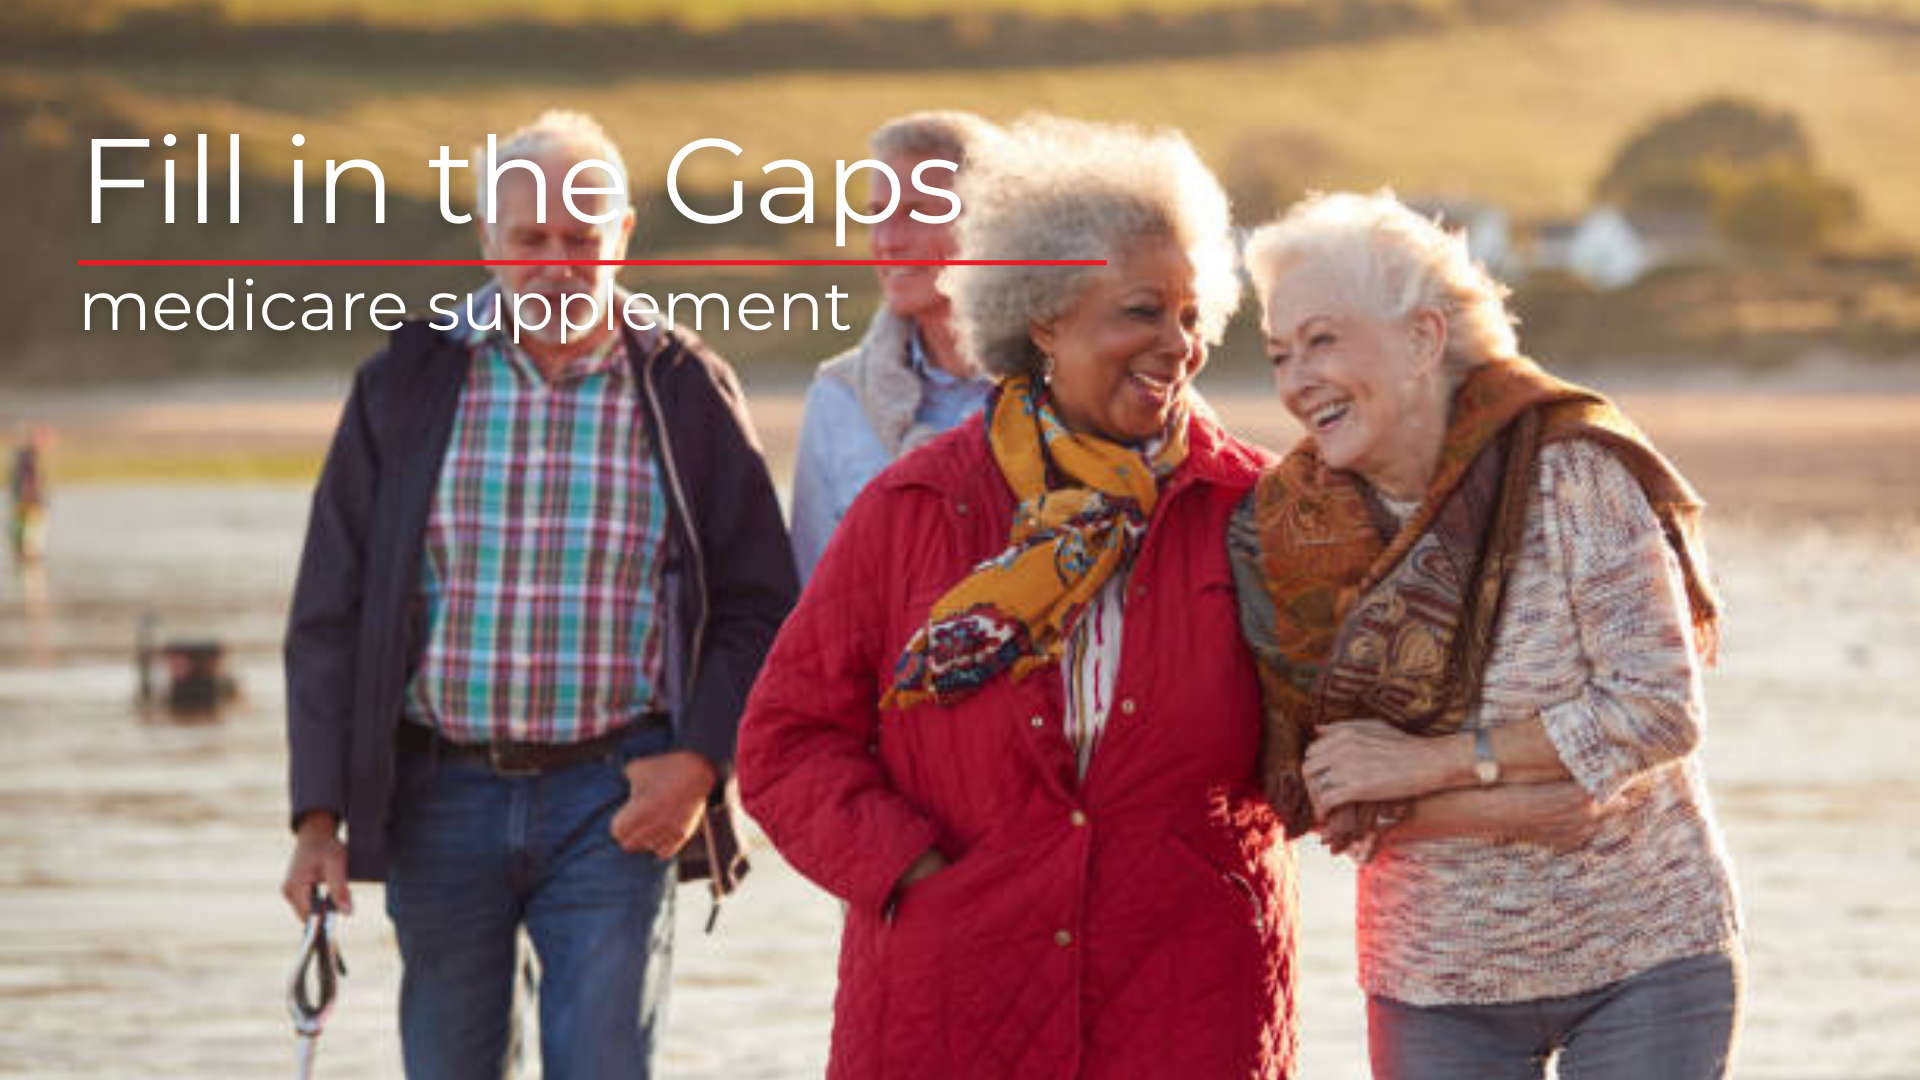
left=405, top=323, right=669, bottom=745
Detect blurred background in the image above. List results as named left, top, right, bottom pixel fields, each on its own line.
left=2, top=0, right=1917, bottom=1076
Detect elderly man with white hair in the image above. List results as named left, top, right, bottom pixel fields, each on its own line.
left=279, top=110, right=797, bottom=1080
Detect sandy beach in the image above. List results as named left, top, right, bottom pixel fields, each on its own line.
left=2, top=366, right=1917, bottom=1078
left=9, top=357, right=1920, bottom=524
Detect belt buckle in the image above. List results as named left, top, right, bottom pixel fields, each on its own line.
left=487, top=742, right=542, bottom=778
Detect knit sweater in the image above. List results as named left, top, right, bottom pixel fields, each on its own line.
left=1235, top=439, right=1741, bottom=1005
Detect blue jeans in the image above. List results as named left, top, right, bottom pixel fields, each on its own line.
left=384, top=725, right=675, bottom=1080
left=1368, top=949, right=1743, bottom=1080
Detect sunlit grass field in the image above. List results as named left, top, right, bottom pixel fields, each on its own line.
left=26, top=3, right=1920, bottom=244
left=12, top=0, right=1920, bottom=380
left=31, top=0, right=1920, bottom=30
left=39, top=0, right=1468, bottom=31
left=50, top=448, right=326, bottom=483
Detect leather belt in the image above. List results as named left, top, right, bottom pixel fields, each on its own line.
left=400, top=712, right=671, bottom=777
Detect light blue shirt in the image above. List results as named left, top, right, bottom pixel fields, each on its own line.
left=789, top=332, right=991, bottom=582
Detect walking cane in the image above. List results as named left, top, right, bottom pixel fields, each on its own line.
left=287, top=885, right=347, bottom=1080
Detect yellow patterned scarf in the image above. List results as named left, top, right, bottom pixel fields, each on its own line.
left=882, top=375, right=1188, bottom=709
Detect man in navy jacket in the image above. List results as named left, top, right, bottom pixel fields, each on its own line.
left=278, top=111, right=796, bottom=1080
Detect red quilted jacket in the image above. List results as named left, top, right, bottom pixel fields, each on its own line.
left=738, top=409, right=1299, bottom=1080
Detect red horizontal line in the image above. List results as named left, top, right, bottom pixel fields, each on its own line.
left=77, top=259, right=1107, bottom=267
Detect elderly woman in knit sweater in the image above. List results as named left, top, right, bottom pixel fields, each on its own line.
left=1230, top=190, right=1743, bottom=1080
left=788, top=111, right=1001, bottom=582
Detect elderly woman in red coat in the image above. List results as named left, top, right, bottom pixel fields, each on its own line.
left=737, top=115, right=1299, bottom=1080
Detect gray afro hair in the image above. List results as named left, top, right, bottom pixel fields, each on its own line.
left=940, top=115, right=1240, bottom=380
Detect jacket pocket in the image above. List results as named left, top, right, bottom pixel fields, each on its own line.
left=1167, top=826, right=1269, bottom=934
left=1091, top=827, right=1265, bottom=1076
left=888, top=853, right=973, bottom=923
left=872, top=850, right=978, bottom=1075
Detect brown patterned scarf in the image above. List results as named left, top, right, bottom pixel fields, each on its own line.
left=1245, top=357, right=1721, bottom=838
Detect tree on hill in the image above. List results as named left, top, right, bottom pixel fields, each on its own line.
left=1714, top=159, right=1860, bottom=252
left=1598, top=95, right=1812, bottom=206
left=1596, top=95, right=1861, bottom=252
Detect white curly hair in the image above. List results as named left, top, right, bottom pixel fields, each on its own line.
left=940, top=115, right=1240, bottom=380
left=1244, top=189, right=1519, bottom=373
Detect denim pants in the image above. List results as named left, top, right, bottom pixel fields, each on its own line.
left=385, top=724, right=676, bottom=1080
left=1367, top=948, right=1743, bottom=1080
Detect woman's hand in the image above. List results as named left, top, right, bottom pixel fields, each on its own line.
left=1318, top=804, right=1374, bottom=858
left=1304, top=720, right=1470, bottom=817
